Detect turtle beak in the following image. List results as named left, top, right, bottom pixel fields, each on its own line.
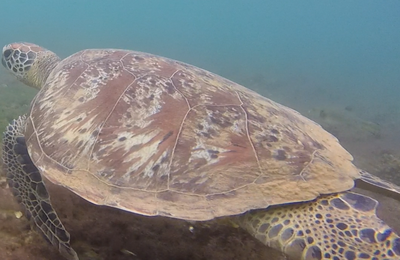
left=1, top=56, right=6, bottom=69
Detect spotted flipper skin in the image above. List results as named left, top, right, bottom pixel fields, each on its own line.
left=237, top=192, right=400, bottom=260
left=2, top=116, right=79, bottom=260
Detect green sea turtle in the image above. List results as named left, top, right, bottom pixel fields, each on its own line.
left=2, top=42, right=400, bottom=260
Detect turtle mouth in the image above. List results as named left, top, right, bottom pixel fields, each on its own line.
left=1, top=55, right=6, bottom=69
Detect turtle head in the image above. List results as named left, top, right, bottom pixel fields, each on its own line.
left=2, top=42, right=61, bottom=90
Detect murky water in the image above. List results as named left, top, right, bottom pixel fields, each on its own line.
left=0, top=1, right=400, bottom=259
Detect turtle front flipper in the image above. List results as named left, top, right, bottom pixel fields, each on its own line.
left=236, top=192, right=400, bottom=260
left=2, top=116, right=79, bottom=260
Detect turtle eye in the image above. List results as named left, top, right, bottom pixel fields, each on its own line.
left=13, top=50, right=20, bottom=60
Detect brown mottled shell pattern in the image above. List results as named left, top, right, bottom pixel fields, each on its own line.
left=25, top=49, right=360, bottom=220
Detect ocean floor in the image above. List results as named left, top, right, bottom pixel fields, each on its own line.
left=1, top=70, right=400, bottom=260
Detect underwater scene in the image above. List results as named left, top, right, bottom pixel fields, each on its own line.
left=0, top=1, right=400, bottom=260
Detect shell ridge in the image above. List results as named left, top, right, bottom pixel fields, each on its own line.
left=86, top=53, right=137, bottom=171
left=235, top=91, right=263, bottom=178
left=166, top=69, right=191, bottom=190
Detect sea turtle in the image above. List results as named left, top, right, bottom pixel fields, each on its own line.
left=1, top=42, right=400, bottom=260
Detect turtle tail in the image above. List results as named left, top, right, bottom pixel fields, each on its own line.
left=236, top=192, right=400, bottom=260
left=2, top=116, right=79, bottom=260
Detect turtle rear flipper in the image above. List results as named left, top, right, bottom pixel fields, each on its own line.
left=2, top=116, right=79, bottom=260
left=238, top=192, right=400, bottom=259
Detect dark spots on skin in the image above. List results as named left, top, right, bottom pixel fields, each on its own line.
left=126, top=112, right=132, bottom=118
left=258, top=223, right=270, bottom=233
left=274, top=149, right=287, bottom=160
left=197, top=124, right=204, bottom=130
left=91, top=130, right=99, bottom=136
left=360, top=228, right=377, bottom=243
left=148, top=94, right=154, bottom=101
left=78, top=128, right=87, bottom=134
left=78, top=97, right=85, bottom=102
left=118, top=136, right=127, bottom=142
left=271, top=217, right=279, bottom=223
left=268, top=224, right=283, bottom=238
left=358, top=253, right=370, bottom=259
left=345, top=251, right=356, bottom=260
left=76, top=117, right=83, bottom=122
left=320, top=200, right=329, bottom=206
left=336, top=223, right=348, bottom=230
left=377, top=229, right=392, bottom=242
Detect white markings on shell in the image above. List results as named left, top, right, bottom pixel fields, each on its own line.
left=191, top=139, right=226, bottom=163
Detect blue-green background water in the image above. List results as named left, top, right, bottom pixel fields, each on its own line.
left=1, top=2, right=400, bottom=259
left=1, top=0, right=400, bottom=175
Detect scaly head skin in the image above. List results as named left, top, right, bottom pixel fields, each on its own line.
left=1, top=42, right=60, bottom=89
